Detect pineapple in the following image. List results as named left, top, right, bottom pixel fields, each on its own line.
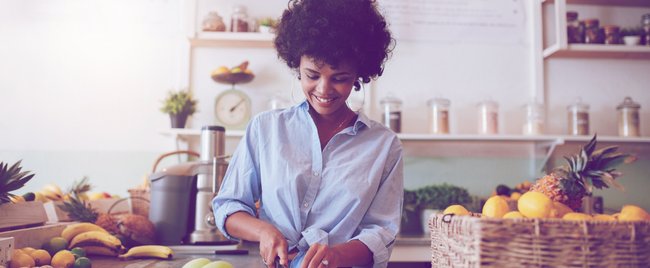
left=0, top=160, right=35, bottom=204
left=530, top=135, right=635, bottom=211
left=58, top=192, right=99, bottom=222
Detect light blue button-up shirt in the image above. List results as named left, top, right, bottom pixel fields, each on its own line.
left=213, top=101, right=404, bottom=268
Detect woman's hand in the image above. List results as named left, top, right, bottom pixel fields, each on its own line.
left=259, top=224, right=290, bottom=268
left=300, top=243, right=340, bottom=268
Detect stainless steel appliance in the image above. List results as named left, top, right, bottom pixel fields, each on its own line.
left=149, top=126, right=236, bottom=245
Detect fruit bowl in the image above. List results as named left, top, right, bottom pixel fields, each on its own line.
left=211, top=72, right=255, bottom=85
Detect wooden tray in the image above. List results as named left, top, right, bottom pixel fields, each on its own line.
left=0, top=202, right=47, bottom=231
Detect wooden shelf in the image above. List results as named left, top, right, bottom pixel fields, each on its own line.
left=189, top=32, right=274, bottom=48
left=543, top=0, right=650, bottom=7
left=544, top=44, right=650, bottom=59
left=162, top=129, right=650, bottom=145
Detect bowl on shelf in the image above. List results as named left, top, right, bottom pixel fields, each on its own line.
left=211, top=72, right=255, bottom=85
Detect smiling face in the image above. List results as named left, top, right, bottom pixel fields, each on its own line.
left=300, top=56, right=358, bottom=118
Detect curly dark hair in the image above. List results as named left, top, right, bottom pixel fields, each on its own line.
left=274, top=0, right=394, bottom=90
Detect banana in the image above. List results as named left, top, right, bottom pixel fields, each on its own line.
left=61, top=222, right=110, bottom=243
left=81, top=246, right=122, bottom=257
left=41, top=184, right=64, bottom=201
left=118, top=245, right=173, bottom=260
left=69, top=231, right=122, bottom=251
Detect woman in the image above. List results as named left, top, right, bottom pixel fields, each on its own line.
left=212, top=0, right=402, bottom=267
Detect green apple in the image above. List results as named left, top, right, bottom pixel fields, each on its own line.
left=182, top=257, right=211, bottom=268
left=201, top=260, right=234, bottom=268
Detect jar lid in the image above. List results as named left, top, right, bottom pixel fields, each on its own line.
left=584, top=18, right=599, bottom=26
left=380, top=95, right=402, bottom=105
left=477, top=100, right=498, bottom=108
left=427, top=97, right=450, bottom=107
left=566, top=11, right=578, bottom=20
left=567, top=99, right=589, bottom=111
left=617, top=96, right=641, bottom=109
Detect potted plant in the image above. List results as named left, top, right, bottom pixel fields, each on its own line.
left=258, top=17, right=277, bottom=34
left=621, top=26, right=643, bottom=46
left=160, top=90, right=197, bottom=128
left=401, top=183, right=473, bottom=235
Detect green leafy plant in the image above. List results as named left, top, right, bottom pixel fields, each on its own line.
left=621, top=26, right=643, bottom=37
left=160, top=90, right=197, bottom=116
left=259, top=17, right=277, bottom=27
left=0, top=160, right=35, bottom=204
left=403, top=183, right=472, bottom=213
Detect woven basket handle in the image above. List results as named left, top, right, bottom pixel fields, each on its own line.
left=107, top=196, right=150, bottom=215
left=151, top=150, right=200, bottom=173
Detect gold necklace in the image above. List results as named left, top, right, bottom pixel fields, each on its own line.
left=333, top=112, right=355, bottom=133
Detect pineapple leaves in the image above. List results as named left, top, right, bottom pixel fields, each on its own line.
left=0, top=160, right=35, bottom=203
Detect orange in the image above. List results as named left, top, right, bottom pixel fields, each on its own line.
left=30, top=249, right=52, bottom=266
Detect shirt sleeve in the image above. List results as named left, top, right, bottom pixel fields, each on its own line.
left=350, top=137, right=404, bottom=268
left=212, top=116, right=262, bottom=240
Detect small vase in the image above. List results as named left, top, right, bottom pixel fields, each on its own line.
left=169, top=113, right=189, bottom=128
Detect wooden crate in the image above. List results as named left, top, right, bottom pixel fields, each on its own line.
left=44, top=198, right=130, bottom=222
left=429, top=213, right=650, bottom=267
left=0, top=222, right=71, bottom=249
left=0, top=202, right=47, bottom=231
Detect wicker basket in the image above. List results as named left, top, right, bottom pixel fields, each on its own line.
left=127, top=189, right=150, bottom=217
left=429, top=213, right=650, bottom=267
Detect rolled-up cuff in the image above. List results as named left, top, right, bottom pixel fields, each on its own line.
left=352, top=232, right=393, bottom=268
left=213, top=200, right=256, bottom=241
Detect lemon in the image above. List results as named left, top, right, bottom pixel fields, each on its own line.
left=503, top=211, right=525, bottom=219
left=211, top=66, right=230, bottom=76
left=10, top=252, right=35, bottom=268
left=510, top=192, right=521, bottom=201
left=443, top=204, right=470, bottom=216
left=182, top=257, right=211, bottom=268
left=549, top=201, right=573, bottom=219
left=47, top=236, right=69, bottom=256
left=201, top=260, right=234, bottom=268
left=517, top=192, right=552, bottom=219
left=562, top=212, right=593, bottom=221
left=20, top=247, right=36, bottom=255
left=593, top=214, right=616, bottom=221
left=619, top=205, right=650, bottom=222
left=30, top=249, right=52, bottom=266
left=51, top=250, right=75, bottom=268
left=482, top=196, right=510, bottom=218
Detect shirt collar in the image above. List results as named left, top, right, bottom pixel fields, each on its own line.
left=298, top=100, right=370, bottom=134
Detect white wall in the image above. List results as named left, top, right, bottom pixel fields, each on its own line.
left=1, top=0, right=649, bottom=210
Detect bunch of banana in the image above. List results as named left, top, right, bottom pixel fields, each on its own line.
left=40, top=184, right=64, bottom=202
left=61, top=222, right=124, bottom=257
left=118, top=245, right=174, bottom=260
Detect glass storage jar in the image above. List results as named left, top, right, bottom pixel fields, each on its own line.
left=202, top=12, right=226, bottom=32
left=617, top=97, right=641, bottom=137
left=427, top=97, right=450, bottom=134
left=584, top=19, right=603, bottom=44
left=380, top=95, right=402, bottom=133
left=230, top=5, right=249, bottom=32
left=477, top=100, right=499, bottom=135
left=567, top=99, right=590, bottom=136
left=604, top=25, right=621, bottom=45
left=642, top=13, right=650, bottom=46
left=567, top=11, right=583, bottom=44
left=523, top=102, right=545, bottom=135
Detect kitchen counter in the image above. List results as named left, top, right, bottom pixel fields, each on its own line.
left=90, top=242, right=263, bottom=268
left=89, top=235, right=432, bottom=268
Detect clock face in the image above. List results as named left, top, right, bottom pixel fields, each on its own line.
left=214, top=89, right=252, bottom=129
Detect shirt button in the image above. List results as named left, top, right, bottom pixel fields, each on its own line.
left=303, top=202, right=309, bottom=208
left=313, top=172, right=319, bottom=176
